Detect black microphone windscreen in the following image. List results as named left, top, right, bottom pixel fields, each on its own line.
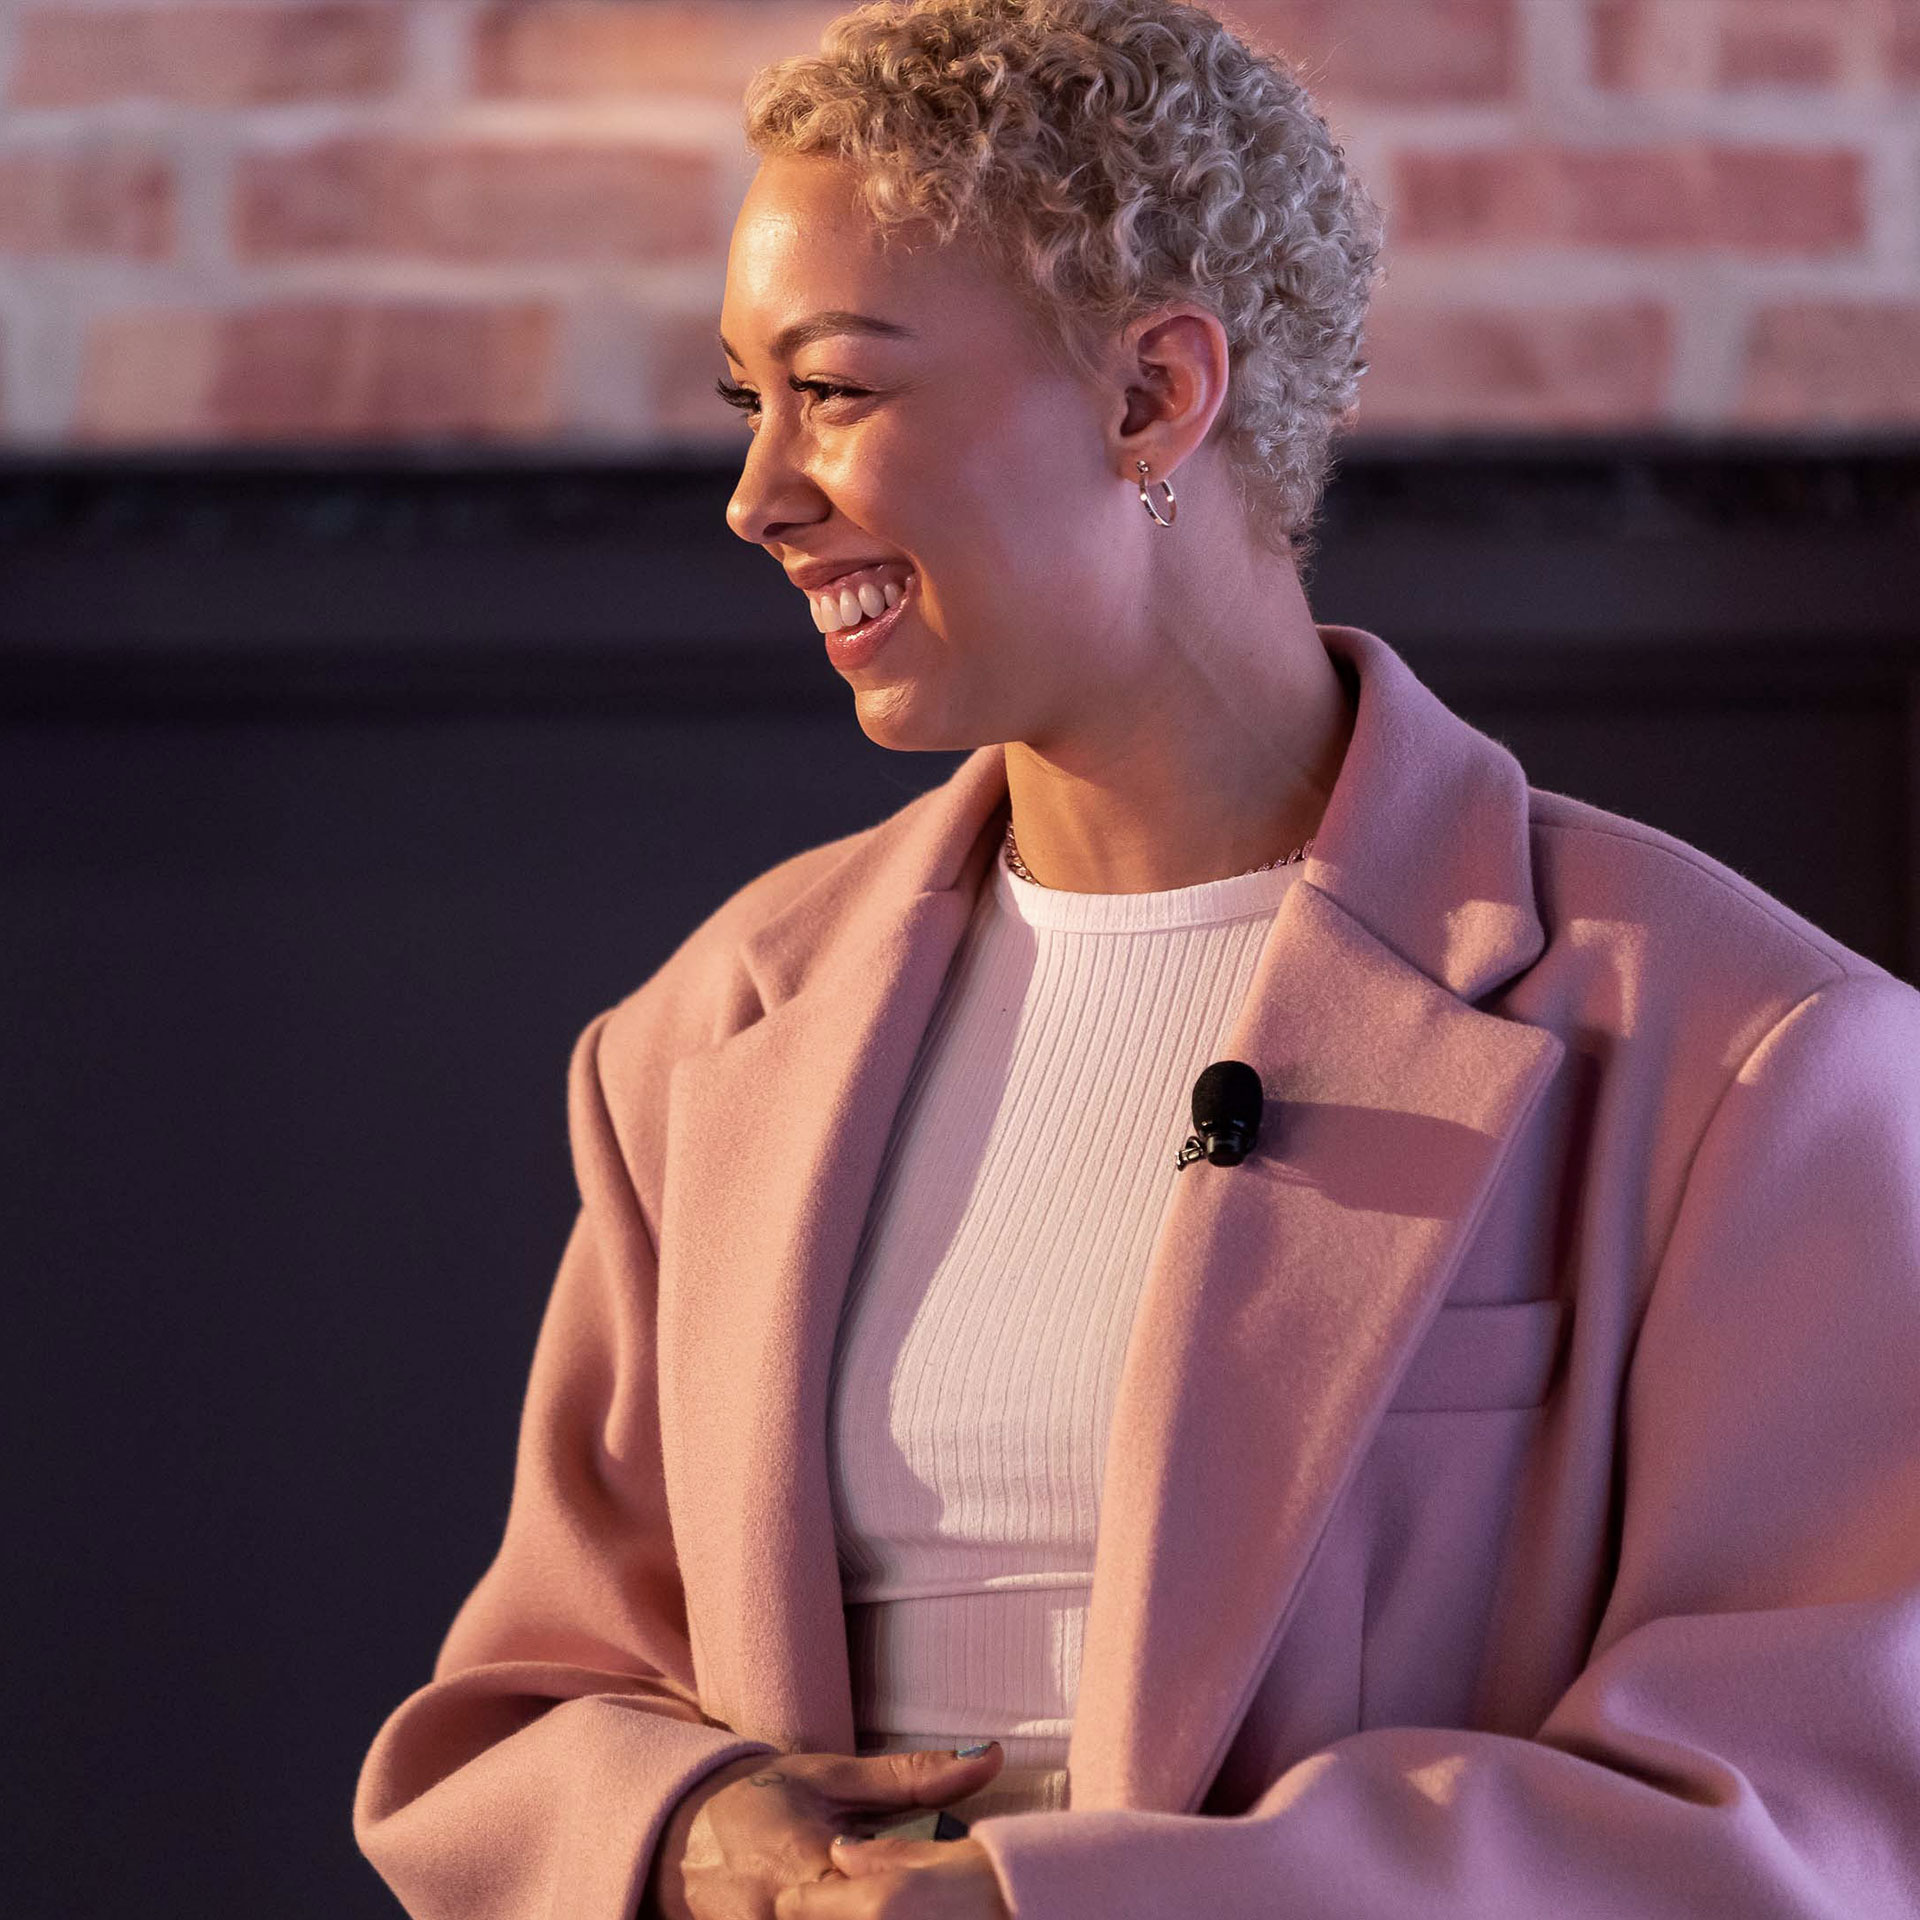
left=1192, top=1059, right=1263, bottom=1132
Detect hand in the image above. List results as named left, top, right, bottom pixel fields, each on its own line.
left=775, top=1834, right=1012, bottom=1919
left=643, top=1743, right=1005, bottom=1920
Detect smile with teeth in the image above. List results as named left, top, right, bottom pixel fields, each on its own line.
left=807, top=564, right=914, bottom=634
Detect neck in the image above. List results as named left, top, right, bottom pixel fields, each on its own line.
left=1001, top=544, right=1353, bottom=894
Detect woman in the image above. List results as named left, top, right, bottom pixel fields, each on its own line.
left=354, top=2, right=1920, bottom=1916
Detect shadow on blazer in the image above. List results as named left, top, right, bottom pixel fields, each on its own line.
left=355, top=623, right=1920, bottom=1920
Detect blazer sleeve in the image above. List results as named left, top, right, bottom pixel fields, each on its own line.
left=970, top=972, right=1920, bottom=1920
left=352, top=1005, right=778, bottom=1920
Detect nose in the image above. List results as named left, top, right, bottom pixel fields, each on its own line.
left=724, top=416, right=827, bottom=548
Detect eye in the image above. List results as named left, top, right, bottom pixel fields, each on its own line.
left=791, top=379, right=869, bottom=406
left=713, top=375, right=870, bottom=423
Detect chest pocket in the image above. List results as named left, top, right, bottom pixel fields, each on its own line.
left=1385, top=1299, right=1566, bottom=1413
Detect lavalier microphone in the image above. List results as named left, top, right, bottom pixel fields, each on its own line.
left=1175, top=1060, right=1264, bottom=1169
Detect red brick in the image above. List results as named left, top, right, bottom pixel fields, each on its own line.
left=10, top=5, right=403, bottom=108
left=1718, top=20, right=1843, bottom=86
left=652, top=308, right=746, bottom=442
left=1594, top=1, right=1878, bottom=91
left=1738, top=301, right=1920, bottom=423
left=1704, top=147, right=1863, bottom=250
left=233, top=138, right=717, bottom=265
left=472, top=0, right=843, bottom=101
left=1588, top=0, right=1638, bottom=87
left=1231, top=0, right=1517, bottom=104
left=1392, top=145, right=1863, bottom=253
left=0, top=146, right=174, bottom=258
left=1391, top=151, right=1551, bottom=245
left=1890, top=0, right=1920, bottom=82
left=1561, top=150, right=1706, bottom=246
left=1589, top=0, right=1725, bottom=89
left=77, top=302, right=560, bottom=441
left=1354, top=300, right=1672, bottom=427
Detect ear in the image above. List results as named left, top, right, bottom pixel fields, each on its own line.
left=1107, top=304, right=1231, bottom=486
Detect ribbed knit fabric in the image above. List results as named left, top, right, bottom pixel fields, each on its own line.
left=826, top=846, right=1303, bottom=1821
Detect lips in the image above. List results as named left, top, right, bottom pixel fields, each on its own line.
left=785, top=556, right=909, bottom=593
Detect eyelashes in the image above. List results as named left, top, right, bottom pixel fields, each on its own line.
left=715, top=375, right=869, bottom=419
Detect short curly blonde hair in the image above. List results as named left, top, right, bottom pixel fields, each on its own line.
left=742, top=0, right=1385, bottom=570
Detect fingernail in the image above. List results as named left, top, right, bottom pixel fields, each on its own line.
left=832, top=1833, right=868, bottom=1849
left=953, top=1741, right=994, bottom=1758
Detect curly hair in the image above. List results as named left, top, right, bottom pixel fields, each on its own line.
left=741, top=0, right=1385, bottom=570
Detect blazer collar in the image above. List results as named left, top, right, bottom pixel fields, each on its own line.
left=656, top=624, right=1564, bottom=1809
left=736, top=623, right=1547, bottom=1014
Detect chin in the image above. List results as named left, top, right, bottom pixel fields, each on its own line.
left=849, top=681, right=982, bottom=756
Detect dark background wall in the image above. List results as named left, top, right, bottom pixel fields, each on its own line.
left=5, top=437, right=1919, bottom=1919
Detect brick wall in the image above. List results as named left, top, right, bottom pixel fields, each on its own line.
left=1, top=0, right=1916, bottom=448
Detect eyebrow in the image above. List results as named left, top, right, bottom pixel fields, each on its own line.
left=718, top=311, right=916, bottom=365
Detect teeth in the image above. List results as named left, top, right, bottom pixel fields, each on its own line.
left=808, top=568, right=912, bottom=632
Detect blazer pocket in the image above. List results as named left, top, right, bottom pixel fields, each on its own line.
left=1385, top=1299, right=1566, bottom=1413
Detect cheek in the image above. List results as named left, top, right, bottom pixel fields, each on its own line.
left=936, top=365, right=1091, bottom=489
left=936, top=432, right=1088, bottom=585
left=953, top=392, right=1084, bottom=498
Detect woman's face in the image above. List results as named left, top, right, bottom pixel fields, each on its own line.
left=720, top=154, right=1157, bottom=753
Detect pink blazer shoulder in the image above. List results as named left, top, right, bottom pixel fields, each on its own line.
left=355, top=623, right=1920, bottom=1920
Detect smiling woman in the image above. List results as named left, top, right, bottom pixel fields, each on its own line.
left=352, top=5, right=1920, bottom=1920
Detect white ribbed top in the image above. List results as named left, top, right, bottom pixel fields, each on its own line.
left=826, top=846, right=1302, bottom=1821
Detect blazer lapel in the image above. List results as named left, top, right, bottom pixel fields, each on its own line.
left=1059, top=624, right=1571, bottom=1811
left=656, top=755, right=1007, bottom=1754
left=1061, top=878, right=1565, bottom=1812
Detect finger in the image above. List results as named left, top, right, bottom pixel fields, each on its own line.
left=772, top=1873, right=865, bottom=1919
left=830, top=1834, right=956, bottom=1878
left=808, top=1743, right=1002, bottom=1809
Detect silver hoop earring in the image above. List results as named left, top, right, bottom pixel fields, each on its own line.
left=1135, top=460, right=1177, bottom=528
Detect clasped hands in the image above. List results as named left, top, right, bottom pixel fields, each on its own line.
left=646, top=1742, right=1013, bottom=1920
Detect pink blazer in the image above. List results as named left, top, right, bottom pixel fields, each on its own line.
left=355, top=623, right=1920, bottom=1919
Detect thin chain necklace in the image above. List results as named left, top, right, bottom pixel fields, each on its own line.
left=1002, top=819, right=1315, bottom=886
